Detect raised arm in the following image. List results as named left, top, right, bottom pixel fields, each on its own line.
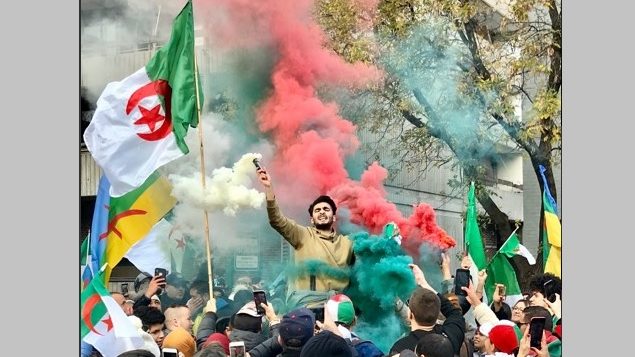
left=257, top=167, right=304, bottom=248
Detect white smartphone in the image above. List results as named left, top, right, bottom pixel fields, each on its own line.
left=229, top=341, right=246, bottom=357
left=162, top=348, right=179, bottom=357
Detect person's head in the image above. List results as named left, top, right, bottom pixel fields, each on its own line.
left=511, top=299, right=529, bottom=324
left=519, top=305, right=553, bottom=334
left=487, top=324, right=519, bottom=355
left=233, top=301, right=263, bottom=333
left=149, top=295, right=162, bottom=311
left=127, top=315, right=162, bottom=357
left=134, top=273, right=153, bottom=294
left=202, top=332, right=230, bottom=354
left=117, top=349, right=157, bottom=357
left=133, top=305, right=166, bottom=347
left=528, top=273, right=561, bottom=307
left=164, top=305, right=194, bottom=333
left=299, top=330, right=352, bottom=357
left=189, top=280, right=210, bottom=301
left=325, top=294, right=356, bottom=328
left=111, top=292, right=133, bottom=315
left=278, top=307, right=316, bottom=350
left=194, top=343, right=228, bottom=357
left=215, top=316, right=231, bottom=337
left=414, top=333, right=454, bottom=357
left=408, top=287, right=441, bottom=327
left=308, top=195, right=337, bottom=230
left=165, top=273, right=188, bottom=300
left=163, top=327, right=196, bottom=357
left=473, top=322, right=495, bottom=354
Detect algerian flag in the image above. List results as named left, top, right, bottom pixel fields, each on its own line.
left=485, top=232, right=536, bottom=307
left=464, top=182, right=487, bottom=287
left=81, top=272, right=143, bottom=357
left=83, top=0, right=201, bottom=197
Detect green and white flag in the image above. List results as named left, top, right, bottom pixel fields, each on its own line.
left=485, top=233, right=536, bottom=307
left=81, top=272, right=143, bottom=356
left=83, top=0, right=201, bottom=197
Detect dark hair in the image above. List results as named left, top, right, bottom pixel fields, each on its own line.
left=308, top=195, right=337, bottom=215
left=529, top=273, right=561, bottom=298
left=408, top=287, right=440, bottom=326
left=414, top=333, right=454, bottom=357
left=215, top=316, right=231, bottom=334
left=117, top=349, right=156, bottom=357
left=522, top=306, right=553, bottom=331
left=133, top=305, right=166, bottom=329
left=190, top=280, right=210, bottom=298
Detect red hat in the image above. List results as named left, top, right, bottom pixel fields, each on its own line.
left=488, top=325, right=519, bottom=354
left=203, top=332, right=230, bottom=354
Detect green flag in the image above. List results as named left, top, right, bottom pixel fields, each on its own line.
left=465, top=182, right=487, bottom=270
left=484, top=233, right=535, bottom=305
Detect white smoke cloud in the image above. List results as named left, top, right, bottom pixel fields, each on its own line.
left=169, top=152, right=265, bottom=216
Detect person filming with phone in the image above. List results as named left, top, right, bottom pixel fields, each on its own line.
left=256, top=165, right=354, bottom=309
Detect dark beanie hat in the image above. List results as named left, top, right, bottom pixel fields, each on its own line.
left=299, top=331, right=352, bottom=357
left=232, top=314, right=262, bottom=333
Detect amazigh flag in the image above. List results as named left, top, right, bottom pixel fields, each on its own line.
left=124, top=217, right=173, bottom=276
left=101, top=171, right=176, bottom=283
left=539, top=165, right=561, bottom=278
left=465, top=182, right=487, bottom=287
left=485, top=232, right=536, bottom=308
left=83, top=0, right=201, bottom=197
left=83, top=175, right=112, bottom=289
left=81, top=271, right=143, bottom=356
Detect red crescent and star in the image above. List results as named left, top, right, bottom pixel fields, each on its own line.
left=126, top=80, right=173, bottom=141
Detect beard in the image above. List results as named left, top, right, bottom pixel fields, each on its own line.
left=314, top=222, right=333, bottom=231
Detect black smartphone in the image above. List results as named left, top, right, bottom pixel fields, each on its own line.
left=155, top=268, right=168, bottom=287
left=529, top=316, right=546, bottom=349
left=454, top=268, right=471, bottom=296
left=543, top=279, right=557, bottom=302
left=253, top=290, right=267, bottom=315
left=121, top=283, right=129, bottom=296
left=253, top=158, right=262, bottom=170
left=310, top=307, right=325, bottom=323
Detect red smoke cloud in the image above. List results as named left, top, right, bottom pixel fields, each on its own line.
left=200, top=0, right=455, bottom=250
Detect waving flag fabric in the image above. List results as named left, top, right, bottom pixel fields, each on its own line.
left=83, top=0, right=201, bottom=197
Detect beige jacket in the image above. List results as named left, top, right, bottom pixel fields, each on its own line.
left=267, top=199, right=354, bottom=292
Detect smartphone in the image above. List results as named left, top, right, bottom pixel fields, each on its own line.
left=121, top=283, right=129, bottom=296
left=529, top=316, right=546, bottom=349
left=155, top=268, right=168, bottom=287
left=498, top=284, right=506, bottom=296
left=253, top=289, right=267, bottom=315
left=543, top=279, right=557, bottom=302
left=454, top=268, right=471, bottom=296
left=162, top=348, right=179, bottom=357
left=310, top=307, right=324, bottom=323
left=253, top=158, right=262, bottom=170
left=229, top=341, right=246, bottom=357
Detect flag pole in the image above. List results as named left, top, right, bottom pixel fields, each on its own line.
left=192, top=30, right=215, bottom=300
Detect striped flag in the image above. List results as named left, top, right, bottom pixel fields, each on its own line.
left=464, top=182, right=487, bottom=288
left=539, top=165, right=561, bottom=278
left=485, top=232, right=536, bottom=307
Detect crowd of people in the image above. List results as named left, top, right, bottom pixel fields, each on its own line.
left=81, top=167, right=562, bottom=357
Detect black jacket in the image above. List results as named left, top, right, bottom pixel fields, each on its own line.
left=389, top=292, right=465, bottom=355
